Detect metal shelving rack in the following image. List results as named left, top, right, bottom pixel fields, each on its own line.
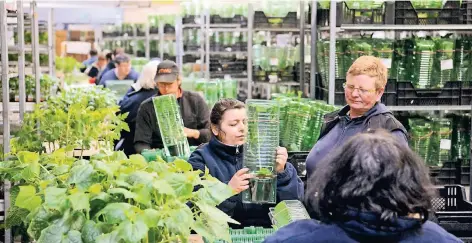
left=1, top=1, right=55, bottom=241
left=315, top=0, right=472, bottom=196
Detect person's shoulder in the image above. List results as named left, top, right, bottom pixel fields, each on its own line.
left=420, top=221, right=462, bottom=242
left=137, top=96, right=156, bottom=111
left=184, top=91, right=206, bottom=102
left=264, top=219, right=341, bottom=243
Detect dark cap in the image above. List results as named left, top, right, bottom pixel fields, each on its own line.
left=155, top=60, right=179, bottom=83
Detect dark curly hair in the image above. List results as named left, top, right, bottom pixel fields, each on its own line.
left=306, top=130, right=434, bottom=222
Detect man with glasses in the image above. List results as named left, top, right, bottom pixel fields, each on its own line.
left=305, top=56, right=407, bottom=178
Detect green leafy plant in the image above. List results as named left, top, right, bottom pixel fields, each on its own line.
left=1, top=150, right=237, bottom=243
left=11, top=87, right=129, bottom=155
left=55, top=56, right=83, bottom=85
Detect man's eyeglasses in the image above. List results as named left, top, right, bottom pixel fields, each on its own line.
left=343, top=83, right=377, bottom=95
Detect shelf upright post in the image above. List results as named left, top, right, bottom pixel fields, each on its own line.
left=159, top=22, right=164, bottom=60
left=470, top=103, right=472, bottom=201
left=31, top=0, right=41, bottom=104
left=328, top=0, right=336, bottom=105
left=299, top=1, right=306, bottom=97
left=145, top=21, right=150, bottom=59
left=205, top=9, right=210, bottom=80
left=310, top=0, right=317, bottom=99
left=200, top=11, right=205, bottom=77
left=175, top=16, right=183, bottom=73
left=247, top=3, right=253, bottom=99
left=48, top=8, right=55, bottom=78
left=17, top=0, right=26, bottom=120
left=132, top=25, right=138, bottom=57
left=0, top=3, right=12, bottom=243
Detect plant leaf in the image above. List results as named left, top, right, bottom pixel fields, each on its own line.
left=173, top=159, right=192, bottom=172
left=63, top=230, right=83, bottom=243
left=88, top=183, right=102, bottom=194
left=129, top=154, right=148, bottom=168
left=81, top=220, right=102, bottom=243
left=107, top=188, right=137, bottom=199
left=27, top=206, right=51, bottom=240
left=117, top=219, right=148, bottom=243
left=44, top=187, right=67, bottom=210
left=195, top=177, right=235, bottom=206
left=21, top=161, right=40, bottom=180
left=138, top=209, right=161, bottom=228
left=165, top=203, right=194, bottom=234
left=95, top=203, right=133, bottom=224
left=68, top=211, right=86, bottom=231
left=68, top=192, right=90, bottom=211
left=195, top=202, right=239, bottom=225
left=96, top=231, right=121, bottom=243
left=164, top=173, right=193, bottom=198
left=67, top=164, right=96, bottom=190
left=15, top=185, right=42, bottom=212
left=17, top=151, right=40, bottom=164
left=37, top=224, right=66, bottom=243
left=152, top=179, right=175, bottom=196
left=5, top=206, right=29, bottom=229
left=52, top=165, right=70, bottom=176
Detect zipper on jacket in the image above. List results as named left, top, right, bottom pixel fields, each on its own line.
left=235, top=145, right=240, bottom=154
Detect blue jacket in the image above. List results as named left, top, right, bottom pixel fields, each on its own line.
left=264, top=209, right=461, bottom=243
left=98, top=69, right=140, bottom=87
left=118, top=86, right=157, bottom=155
left=188, top=137, right=304, bottom=228
left=306, top=103, right=408, bottom=178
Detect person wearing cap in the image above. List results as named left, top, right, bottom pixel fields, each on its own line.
left=99, top=54, right=139, bottom=87
left=117, top=60, right=160, bottom=155
left=134, top=60, right=211, bottom=154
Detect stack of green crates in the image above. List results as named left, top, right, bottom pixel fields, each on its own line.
left=270, top=200, right=310, bottom=229
left=212, top=227, right=276, bottom=243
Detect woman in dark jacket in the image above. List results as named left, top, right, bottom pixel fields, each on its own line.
left=117, top=60, right=159, bottom=155
left=188, top=98, right=304, bottom=228
left=264, top=130, right=461, bottom=243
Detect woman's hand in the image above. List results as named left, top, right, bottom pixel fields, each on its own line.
left=184, top=127, right=200, bottom=139
left=275, top=147, right=288, bottom=173
left=228, top=168, right=252, bottom=194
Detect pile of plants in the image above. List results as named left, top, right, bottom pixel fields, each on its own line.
left=273, top=93, right=338, bottom=151
left=11, top=86, right=128, bottom=155
left=0, top=150, right=237, bottom=243
left=194, top=78, right=238, bottom=108
left=55, top=56, right=84, bottom=85
left=2, top=74, right=57, bottom=102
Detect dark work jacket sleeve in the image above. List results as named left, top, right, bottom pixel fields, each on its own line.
left=194, top=95, right=211, bottom=144
left=276, top=162, right=304, bottom=202
left=187, top=149, right=239, bottom=216
left=134, top=103, right=153, bottom=153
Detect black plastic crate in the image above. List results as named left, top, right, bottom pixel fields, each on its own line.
left=396, top=81, right=461, bottom=106
left=183, top=15, right=197, bottom=24
left=211, top=14, right=247, bottom=26
left=432, top=185, right=472, bottom=241
left=467, top=1, right=472, bottom=24
left=164, top=24, right=175, bottom=33
left=254, top=11, right=298, bottom=29
left=461, top=81, right=472, bottom=105
left=395, top=0, right=465, bottom=25
left=317, top=1, right=394, bottom=26
left=288, top=151, right=308, bottom=179
left=429, top=160, right=470, bottom=186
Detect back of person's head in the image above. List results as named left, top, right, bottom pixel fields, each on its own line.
left=89, top=49, right=98, bottom=56
left=306, top=130, right=433, bottom=222
left=347, top=56, right=388, bottom=89
left=97, top=54, right=106, bottom=61
left=137, top=60, right=160, bottom=90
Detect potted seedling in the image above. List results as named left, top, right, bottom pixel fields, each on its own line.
left=242, top=100, right=280, bottom=204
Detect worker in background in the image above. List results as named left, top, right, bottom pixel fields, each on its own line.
left=117, top=60, right=160, bottom=155
left=82, top=49, right=98, bottom=67
left=264, top=131, right=460, bottom=243
left=188, top=98, right=303, bottom=228
left=98, top=54, right=139, bottom=87
left=82, top=53, right=108, bottom=84
left=305, top=56, right=408, bottom=178
left=134, top=60, right=211, bottom=154
left=97, top=48, right=125, bottom=82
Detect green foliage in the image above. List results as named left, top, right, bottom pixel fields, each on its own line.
left=0, top=151, right=237, bottom=243
left=11, top=86, right=128, bottom=154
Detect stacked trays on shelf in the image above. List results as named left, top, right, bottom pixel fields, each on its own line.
left=152, top=95, right=190, bottom=158
left=323, top=36, right=472, bottom=106
left=269, top=200, right=311, bottom=229
left=243, top=100, right=279, bottom=204
left=253, top=2, right=299, bottom=28
left=395, top=0, right=465, bottom=25
left=213, top=227, right=276, bottom=243
left=316, top=1, right=391, bottom=26
left=253, top=45, right=297, bottom=83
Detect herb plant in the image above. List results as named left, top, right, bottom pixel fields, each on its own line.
left=0, top=150, right=237, bottom=243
